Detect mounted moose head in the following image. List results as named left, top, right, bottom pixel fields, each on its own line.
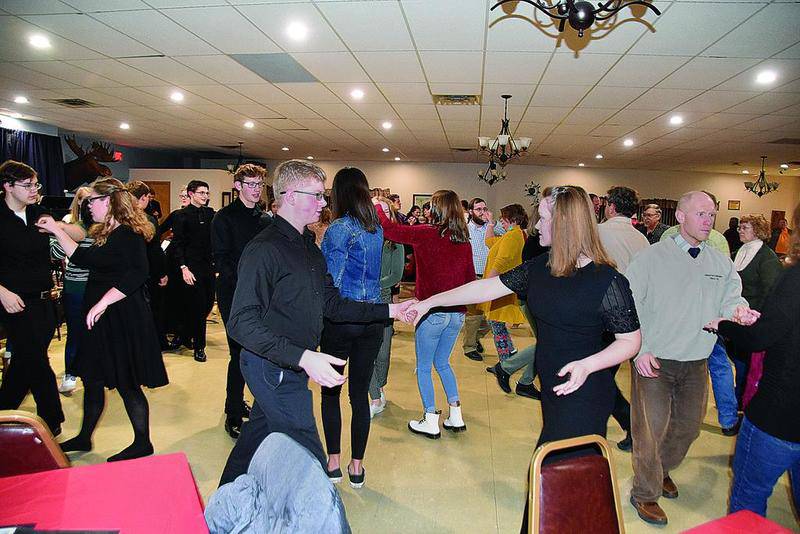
left=63, top=135, right=118, bottom=191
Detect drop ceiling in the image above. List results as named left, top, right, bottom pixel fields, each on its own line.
left=0, top=0, right=798, bottom=175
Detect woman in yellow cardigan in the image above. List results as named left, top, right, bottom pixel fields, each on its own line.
left=479, top=204, right=528, bottom=360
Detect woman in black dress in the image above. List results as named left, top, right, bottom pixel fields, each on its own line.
left=406, top=185, right=641, bottom=448
left=37, top=177, right=168, bottom=462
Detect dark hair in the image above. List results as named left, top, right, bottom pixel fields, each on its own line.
left=233, top=163, right=266, bottom=183
left=407, top=205, right=421, bottom=218
left=469, top=197, right=486, bottom=210
left=422, top=202, right=430, bottom=212
left=606, top=186, right=639, bottom=218
left=461, top=199, right=469, bottom=211
left=126, top=180, right=151, bottom=200
left=429, top=190, right=469, bottom=243
left=500, top=203, right=529, bottom=229
left=589, top=193, right=599, bottom=201
left=0, top=160, right=36, bottom=189
left=187, top=180, right=209, bottom=193
left=388, top=194, right=400, bottom=202
left=330, top=167, right=378, bottom=233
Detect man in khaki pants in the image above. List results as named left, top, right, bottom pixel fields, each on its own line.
left=462, top=197, right=494, bottom=361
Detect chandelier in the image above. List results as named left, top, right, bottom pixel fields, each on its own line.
left=744, top=156, right=780, bottom=197
left=226, top=142, right=245, bottom=174
left=490, top=0, right=661, bottom=38
left=477, top=95, right=531, bottom=185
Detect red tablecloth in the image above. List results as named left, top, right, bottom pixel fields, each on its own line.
left=683, top=510, right=795, bottom=533
left=0, top=452, right=208, bottom=534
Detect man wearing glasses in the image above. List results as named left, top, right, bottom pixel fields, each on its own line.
left=211, top=164, right=270, bottom=439
left=171, top=180, right=215, bottom=362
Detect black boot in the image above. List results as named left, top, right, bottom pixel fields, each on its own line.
left=194, top=348, right=207, bottom=362
left=224, top=416, right=242, bottom=439
left=487, top=362, right=511, bottom=393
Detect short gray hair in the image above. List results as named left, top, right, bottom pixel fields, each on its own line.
left=643, top=203, right=661, bottom=216
left=273, top=160, right=326, bottom=206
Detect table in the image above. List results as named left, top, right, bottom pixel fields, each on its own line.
left=0, top=453, right=208, bottom=533
left=683, top=509, right=795, bottom=533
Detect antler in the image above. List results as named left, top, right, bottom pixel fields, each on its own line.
left=89, top=141, right=117, bottom=162
left=64, top=135, right=86, bottom=157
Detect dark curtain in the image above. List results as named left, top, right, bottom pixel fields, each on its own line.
left=1, top=127, right=65, bottom=196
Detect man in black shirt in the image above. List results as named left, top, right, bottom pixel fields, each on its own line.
left=218, top=160, right=415, bottom=485
left=211, top=164, right=269, bottom=439
left=171, top=180, right=215, bottom=362
left=0, top=160, right=73, bottom=435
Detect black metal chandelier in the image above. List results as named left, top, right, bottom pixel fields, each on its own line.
left=478, top=95, right=531, bottom=185
left=490, top=0, right=661, bottom=37
left=226, top=142, right=245, bottom=174
left=744, top=156, right=780, bottom=197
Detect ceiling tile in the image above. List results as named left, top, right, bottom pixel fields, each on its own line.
left=120, top=57, right=216, bottom=85
left=0, top=62, right=77, bottom=89
left=626, top=88, right=703, bottom=110
left=94, top=87, right=168, bottom=106
left=403, top=0, right=486, bottom=51
left=702, top=3, right=800, bottom=59
left=436, top=105, right=479, bottom=121
left=486, top=9, right=558, bottom=53
left=531, top=85, right=591, bottom=107
left=61, top=0, right=150, bottom=10
left=775, top=42, right=800, bottom=59
left=657, top=57, right=760, bottom=90
left=91, top=10, right=219, bottom=56
left=675, top=91, right=759, bottom=113
left=394, top=104, right=438, bottom=120
left=263, top=102, right=319, bottom=119
left=235, top=3, right=345, bottom=53
left=355, top=51, right=425, bottom=83
left=2, top=0, right=77, bottom=14
left=326, top=83, right=388, bottom=104
left=218, top=83, right=297, bottom=105
left=16, top=61, right=122, bottom=88
left=419, top=52, right=483, bottom=84
left=484, top=52, right=550, bottom=85
left=66, top=59, right=166, bottom=86
left=599, top=54, right=689, bottom=87
left=481, top=84, right=536, bottom=107
left=689, top=113, right=756, bottom=129
left=541, top=53, right=622, bottom=86
left=724, top=91, right=800, bottom=114
left=163, top=6, right=281, bottom=54
left=349, top=102, right=398, bottom=120
left=563, top=108, right=617, bottom=126
left=605, top=108, right=664, bottom=126
left=174, top=56, right=266, bottom=85
left=521, top=107, right=571, bottom=123
left=715, top=59, right=800, bottom=91
left=183, top=84, right=256, bottom=105
left=578, top=86, right=648, bottom=109
left=428, top=83, right=482, bottom=95
left=306, top=103, right=360, bottom=119
left=293, top=52, right=369, bottom=83
left=376, top=83, right=433, bottom=104
left=274, top=82, right=339, bottom=103
left=317, top=1, right=413, bottom=51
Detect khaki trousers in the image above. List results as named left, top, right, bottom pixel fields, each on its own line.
left=631, top=358, right=708, bottom=502
left=462, top=304, right=490, bottom=353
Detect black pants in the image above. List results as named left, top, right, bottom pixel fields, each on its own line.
left=0, top=298, right=64, bottom=432
left=219, top=350, right=327, bottom=486
left=165, top=265, right=187, bottom=338
left=182, top=271, right=214, bottom=350
left=610, top=364, right=631, bottom=432
left=146, top=280, right=167, bottom=345
left=320, top=320, right=383, bottom=460
left=217, top=283, right=246, bottom=418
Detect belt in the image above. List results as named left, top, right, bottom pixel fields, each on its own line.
left=18, top=290, right=53, bottom=300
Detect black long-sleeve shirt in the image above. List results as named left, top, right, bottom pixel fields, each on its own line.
left=145, top=213, right=166, bottom=281
left=211, top=198, right=269, bottom=287
left=719, top=263, right=800, bottom=443
left=171, top=204, right=214, bottom=275
left=0, top=201, right=53, bottom=294
left=228, top=215, right=389, bottom=370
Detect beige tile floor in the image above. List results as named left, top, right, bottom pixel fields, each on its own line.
left=18, top=311, right=798, bottom=533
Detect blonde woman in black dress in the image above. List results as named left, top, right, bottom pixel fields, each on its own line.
left=37, top=178, right=168, bottom=462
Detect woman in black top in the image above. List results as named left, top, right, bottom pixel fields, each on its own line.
left=407, top=186, right=641, bottom=449
left=38, top=177, right=167, bottom=462
left=708, top=203, right=800, bottom=518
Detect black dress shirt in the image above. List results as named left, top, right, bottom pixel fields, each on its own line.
left=171, top=204, right=215, bottom=275
left=211, top=198, right=269, bottom=288
left=158, top=208, right=182, bottom=237
left=145, top=213, right=167, bottom=281
left=0, top=201, right=53, bottom=294
left=228, top=215, right=389, bottom=370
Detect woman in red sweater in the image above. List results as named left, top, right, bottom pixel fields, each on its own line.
left=376, top=190, right=475, bottom=438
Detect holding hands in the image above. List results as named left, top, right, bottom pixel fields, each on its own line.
left=704, top=306, right=761, bottom=333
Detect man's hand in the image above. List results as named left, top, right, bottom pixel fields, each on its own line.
left=298, top=350, right=347, bottom=388
left=481, top=209, right=494, bottom=225
left=181, top=266, right=196, bottom=286
left=389, top=299, right=418, bottom=324
left=159, top=275, right=168, bottom=287
left=0, top=287, right=25, bottom=313
left=732, top=305, right=760, bottom=326
left=35, top=214, right=58, bottom=234
left=634, top=352, right=660, bottom=378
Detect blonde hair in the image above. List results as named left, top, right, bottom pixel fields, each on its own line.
left=376, top=196, right=398, bottom=222
left=739, top=214, right=771, bottom=241
left=548, top=185, right=616, bottom=277
left=68, top=186, right=92, bottom=224
left=89, top=178, right=154, bottom=245
left=273, top=160, right=325, bottom=206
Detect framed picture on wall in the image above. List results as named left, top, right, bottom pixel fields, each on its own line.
left=222, top=191, right=232, bottom=207
left=412, top=193, right=432, bottom=209
left=727, top=200, right=741, bottom=211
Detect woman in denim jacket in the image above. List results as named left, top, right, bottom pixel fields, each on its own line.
left=319, top=167, right=384, bottom=489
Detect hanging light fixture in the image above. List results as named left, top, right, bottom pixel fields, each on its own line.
left=744, top=156, right=780, bottom=197
left=491, top=0, right=661, bottom=38
left=478, top=95, right=531, bottom=185
left=226, top=142, right=245, bottom=174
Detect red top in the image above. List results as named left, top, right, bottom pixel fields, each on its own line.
left=377, top=208, right=475, bottom=312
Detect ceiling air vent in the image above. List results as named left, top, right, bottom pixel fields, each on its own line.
left=452, top=147, right=475, bottom=152
left=217, top=145, right=241, bottom=150
left=433, top=94, right=481, bottom=105
left=42, top=98, right=99, bottom=108
left=768, top=138, right=800, bottom=145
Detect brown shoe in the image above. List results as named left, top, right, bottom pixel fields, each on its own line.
left=662, top=476, right=678, bottom=499
left=630, top=495, right=668, bottom=525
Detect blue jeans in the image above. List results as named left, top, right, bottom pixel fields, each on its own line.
left=730, top=416, right=800, bottom=517
left=707, top=339, right=739, bottom=429
left=63, top=289, right=86, bottom=376
left=415, top=312, right=464, bottom=413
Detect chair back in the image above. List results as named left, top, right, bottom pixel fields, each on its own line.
left=0, top=410, right=69, bottom=477
left=528, top=435, right=624, bottom=534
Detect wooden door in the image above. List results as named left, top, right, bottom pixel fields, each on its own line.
left=770, top=210, right=786, bottom=230
left=144, top=181, right=171, bottom=224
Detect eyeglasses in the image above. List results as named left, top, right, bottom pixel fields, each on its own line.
left=241, top=181, right=264, bottom=190
left=178, top=194, right=188, bottom=199
left=13, top=181, right=42, bottom=191
left=282, top=190, right=325, bottom=201
left=86, top=194, right=110, bottom=205
left=192, top=190, right=210, bottom=196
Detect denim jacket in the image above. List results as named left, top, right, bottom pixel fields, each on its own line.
left=321, top=215, right=383, bottom=303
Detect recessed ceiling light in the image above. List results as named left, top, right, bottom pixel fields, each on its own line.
left=13, top=96, right=29, bottom=104
left=780, top=163, right=789, bottom=169
left=350, top=89, right=365, bottom=100
left=669, top=115, right=684, bottom=126
left=170, top=91, right=184, bottom=102
left=244, top=121, right=255, bottom=129
left=381, top=147, right=390, bottom=153
left=578, top=163, right=585, bottom=167
left=281, top=146, right=290, bottom=151
left=394, top=157, right=401, bottom=161
left=10, top=112, right=23, bottom=119
left=595, top=154, right=603, bottom=159
left=286, top=22, right=309, bottom=41
left=306, top=155, right=314, bottom=160
left=29, top=34, right=51, bottom=49
left=381, top=121, right=393, bottom=130
left=119, top=122, right=130, bottom=130
left=756, top=70, right=777, bottom=85
left=742, top=170, right=750, bottom=174
left=623, top=138, right=634, bottom=147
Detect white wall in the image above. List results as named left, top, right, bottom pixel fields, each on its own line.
left=274, top=160, right=800, bottom=230
left=129, top=168, right=233, bottom=213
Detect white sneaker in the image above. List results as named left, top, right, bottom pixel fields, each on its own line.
left=444, top=405, right=466, bottom=432
left=408, top=411, right=441, bottom=439
left=59, top=374, right=77, bottom=395
left=369, top=400, right=385, bottom=419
